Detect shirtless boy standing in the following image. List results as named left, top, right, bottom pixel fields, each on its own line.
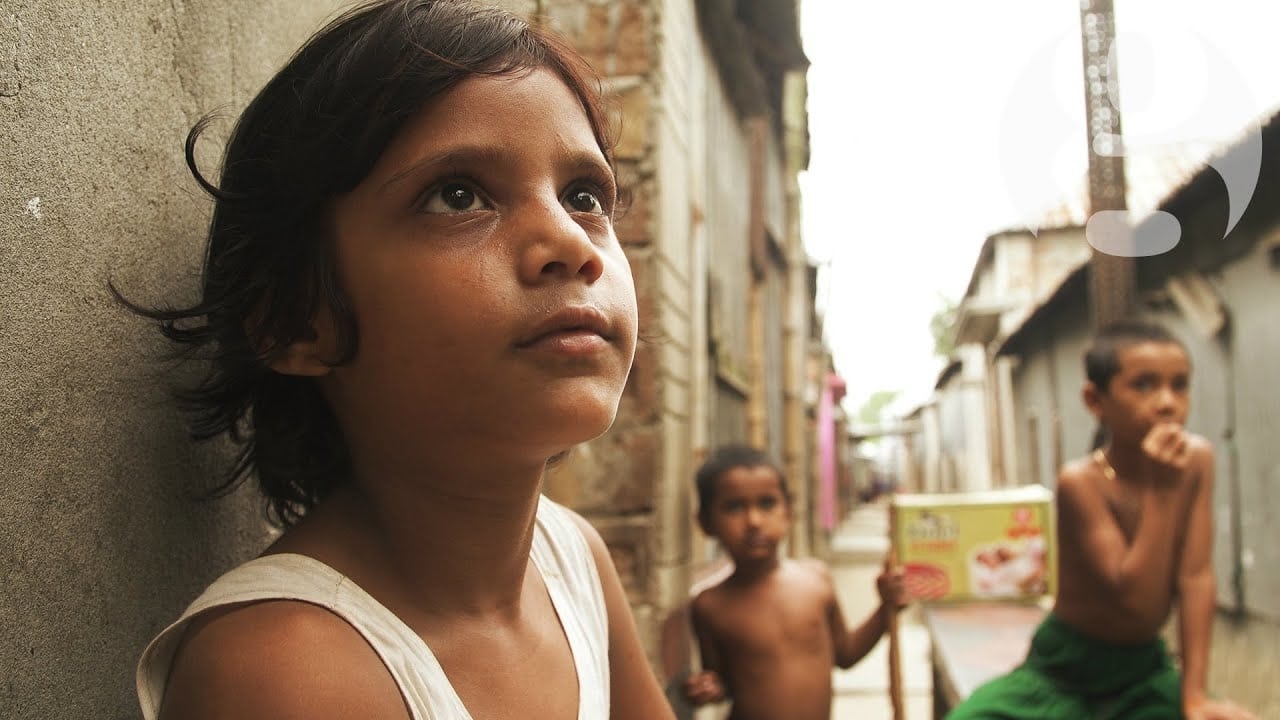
left=683, top=445, right=904, bottom=720
left=949, top=320, right=1255, bottom=720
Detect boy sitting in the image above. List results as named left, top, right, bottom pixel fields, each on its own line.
left=949, top=320, right=1255, bottom=720
left=683, top=445, right=904, bottom=720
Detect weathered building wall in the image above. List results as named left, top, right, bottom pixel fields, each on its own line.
left=649, top=0, right=709, bottom=641
left=704, top=49, right=753, bottom=446
left=1217, top=227, right=1280, bottom=621
left=934, top=371, right=967, bottom=493
left=538, top=0, right=777, bottom=666
left=535, top=0, right=678, bottom=657
left=758, top=125, right=789, bottom=470
left=1, top=3, right=354, bottom=718
left=1009, top=337, right=1059, bottom=489
left=1011, top=310, right=1093, bottom=486
left=780, top=70, right=812, bottom=554
left=761, top=252, right=786, bottom=464
left=1191, top=225, right=1280, bottom=720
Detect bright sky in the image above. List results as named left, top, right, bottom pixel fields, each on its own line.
left=799, top=1, right=1280, bottom=416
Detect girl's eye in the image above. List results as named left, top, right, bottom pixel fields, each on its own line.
left=563, top=187, right=606, bottom=215
left=422, top=182, right=486, bottom=214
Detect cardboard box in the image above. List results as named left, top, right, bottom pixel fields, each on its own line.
left=891, top=485, right=1055, bottom=603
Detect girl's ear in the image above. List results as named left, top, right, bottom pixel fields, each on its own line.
left=266, top=308, right=338, bottom=377
left=269, top=338, right=334, bottom=377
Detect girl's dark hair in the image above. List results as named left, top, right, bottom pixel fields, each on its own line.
left=1083, top=318, right=1187, bottom=451
left=694, top=445, right=790, bottom=527
left=117, top=0, right=615, bottom=526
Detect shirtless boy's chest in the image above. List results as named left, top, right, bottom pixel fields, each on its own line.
left=1101, top=476, right=1194, bottom=546
left=1104, top=483, right=1144, bottom=543
left=710, top=590, right=830, bottom=658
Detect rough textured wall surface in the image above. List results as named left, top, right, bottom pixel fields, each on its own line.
left=537, top=0, right=670, bottom=654
left=1, top=2, right=347, bottom=718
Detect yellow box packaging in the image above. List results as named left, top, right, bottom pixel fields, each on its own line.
left=890, top=485, right=1055, bottom=603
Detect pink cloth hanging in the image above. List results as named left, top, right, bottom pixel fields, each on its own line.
left=818, top=372, right=846, bottom=531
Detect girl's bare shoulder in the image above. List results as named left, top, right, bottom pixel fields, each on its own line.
left=159, top=600, right=407, bottom=720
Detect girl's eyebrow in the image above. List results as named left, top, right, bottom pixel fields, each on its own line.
left=379, top=146, right=614, bottom=194
left=380, top=146, right=508, bottom=192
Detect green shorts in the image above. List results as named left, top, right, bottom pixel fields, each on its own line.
left=946, top=613, right=1182, bottom=720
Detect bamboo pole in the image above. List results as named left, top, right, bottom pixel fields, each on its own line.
left=887, top=505, right=905, bottom=719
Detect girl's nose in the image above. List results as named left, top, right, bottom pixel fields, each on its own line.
left=518, top=199, right=606, bottom=285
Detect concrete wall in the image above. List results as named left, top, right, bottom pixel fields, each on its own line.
left=1, top=2, right=354, bottom=718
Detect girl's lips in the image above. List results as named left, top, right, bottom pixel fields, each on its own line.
left=516, top=305, right=613, bottom=348
left=519, top=329, right=609, bottom=356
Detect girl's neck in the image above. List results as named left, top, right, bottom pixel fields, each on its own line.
left=277, top=452, right=550, bottom=620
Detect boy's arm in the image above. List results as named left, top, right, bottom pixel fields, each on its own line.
left=1056, top=459, right=1183, bottom=621
left=824, top=562, right=890, bottom=669
left=1176, top=441, right=1217, bottom=714
left=689, top=595, right=724, bottom=676
left=686, top=596, right=728, bottom=704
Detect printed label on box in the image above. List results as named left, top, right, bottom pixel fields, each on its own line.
left=892, top=486, right=1055, bottom=603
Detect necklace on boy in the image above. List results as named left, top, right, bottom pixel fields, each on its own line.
left=1092, top=448, right=1117, bottom=482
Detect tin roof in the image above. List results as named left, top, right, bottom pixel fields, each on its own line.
left=997, top=109, right=1280, bottom=356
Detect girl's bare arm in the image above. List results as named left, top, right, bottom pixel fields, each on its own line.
left=159, top=601, right=410, bottom=720
left=570, top=513, right=677, bottom=720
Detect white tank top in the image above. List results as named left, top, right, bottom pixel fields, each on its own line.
left=136, top=496, right=610, bottom=719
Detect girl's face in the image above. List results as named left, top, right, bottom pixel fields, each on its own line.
left=316, top=68, right=637, bottom=467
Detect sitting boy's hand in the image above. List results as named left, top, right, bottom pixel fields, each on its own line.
left=876, top=559, right=908, bottom=610
left=1184, top=696, right=1257, bottom=720
left=684, top=669, right=726, bottom=705
left=1141, top=422, right=1192, bottom=484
